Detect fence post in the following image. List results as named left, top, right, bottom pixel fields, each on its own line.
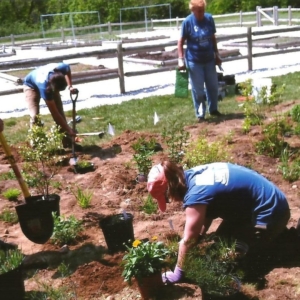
left=288, top=6, right=292, bottom=26
left=61, top=27, right=65, bottom=43
left=10, top=34, right=15, bottom=46
left=273, top=6, right=278, bottom=26
left=151, top=19, right=154, bottom=30
left=247, top=27, right=253, bottom=71
left=176, top=17, right=179, bottom=30
left=256, top=6, right=261, bottom=27
left=239, top=11, right=243, bottom=27
left=117, top=42, right=125, bottom=94
left=108, top=22, right=112, bottom=35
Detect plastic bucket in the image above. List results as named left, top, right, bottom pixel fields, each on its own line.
left=99, top=213, right=134, bottom=253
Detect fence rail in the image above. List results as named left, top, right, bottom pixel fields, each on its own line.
left=0, top=6, right=300, bottom=46
left=0, top=24, right=300, bottom=96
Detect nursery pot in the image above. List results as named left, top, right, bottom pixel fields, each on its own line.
left=99, top=213, right=134, bottom=253
left=74, top=163, right=95, bottom=174
left=136, top=173, right=147, bottom=183
left=0, top=265, right=25, bottom=300
left=15, top=194, right=60, bottom=244
left=137, top=272, right=164, bottom=300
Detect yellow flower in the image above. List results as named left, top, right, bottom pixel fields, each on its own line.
left=132, top=240, right=141, bottom=247
left=151, top=236, right=158, bottom=241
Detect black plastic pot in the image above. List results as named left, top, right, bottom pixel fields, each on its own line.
left=99, top=213, right=134, bottom=253
left=15, top=194, right=60, bottom=244
left=0, top=265, right=25, bottom=300
left=136, top=174, right=147, bottom=183
left=74, top=163, right=95, bottom=174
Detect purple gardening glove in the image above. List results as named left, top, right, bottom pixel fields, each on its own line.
left=162, top=266, right=184, bottom=284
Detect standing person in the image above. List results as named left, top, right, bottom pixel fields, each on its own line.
left=178, top=0, right=222, bottom=122
left=23, top=62, right=79, bottom=149
left=147, top=161, right=291, bottom=284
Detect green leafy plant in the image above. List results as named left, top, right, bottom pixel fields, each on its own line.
left=72, top=186, right=93, bottom=209
left=278, top=148, right=300, bottom=182
left=0, top=170, right=16, bottom=180
left=131, top=137, right=154, bottom=176
left=139, top=195, right=158, bottom=214
left=0, top=249, right=24, bottom=274
left=290, top=104, right=300, bottom=123
left=183, top=134, right=231, bottom=168
left=20, top=119, right=65, bottom=196
left=183, top=237, right=243, bottom=297
left=2, top=188, right=21, bottom=200
left=255, top=118, right=290, bottom=158
left=57, top=261, right=72, bottom=277
left=76, top=160, right=94, bottom=168
left=51, top=213, right=83, bottom=246
left=0, top=208, right=19, bottom=224
left=162, top=120, right=190, bottom=164
left=122, top=237, right=171, bottom=285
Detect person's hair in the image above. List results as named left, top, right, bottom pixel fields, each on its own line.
left=161, top=160, right=187, bottom=202
left=46, top=71, right=67, bottom=93
left=189, top=0, right=206, bottom=10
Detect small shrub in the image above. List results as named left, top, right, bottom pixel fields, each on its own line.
left=183, top=135, right=231, bottom=168
left=0, top=170, right=16, bottom=180
left=73, top=186, right=93, bottom=209
left=51, top=213, right=83, bottom=245
left=162, top=120, right=190, bottom=164
left=278, top=148, right=300, bottom=182
left=291, top=105, right=300, bottom=123
left=140, top=195, right=158, bottom=214
left=2, top=188, right=21, bottom=201
left=0, top=208, right=18, bottom=224
left=57, top=262, right=71, bottom=277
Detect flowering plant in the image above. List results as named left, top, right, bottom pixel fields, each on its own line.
left=121, top=237, right=171, bottom=284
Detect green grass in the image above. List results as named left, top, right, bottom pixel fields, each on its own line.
left=1, top=72, right=300, bottom=147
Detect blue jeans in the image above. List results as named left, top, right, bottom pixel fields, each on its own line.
left=186, top=59, right=219, bottom=118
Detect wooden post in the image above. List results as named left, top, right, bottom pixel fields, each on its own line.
left=288, top=6, right=292, bottom=26
left=61, top=27, right=65, bottom=43
left=117, top=42, right=125, bottom=94
left=256, top=6, right=261, bottom=27
left=274, top=6, right=278, bottom=26
left=108, top=22, right=112, bottom=35
left=151, top=19, right=154, bottom=30
left=176, top=17, right=179, bottom=30
left=10, top=34, right=15, bottom=46
left=239, top=11, right=243, bottom=27
left=247, top=27, right=253, bottom=71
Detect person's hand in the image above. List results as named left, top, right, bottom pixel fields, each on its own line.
left=69, top=87, right=79, bottom=94
left=162, top=266, right=184, bottom=284
left=67, top=127, right=77, bottom=137
left=178, top=58, right=186, bottom=71
left=0, top=119, right=3, bottom=132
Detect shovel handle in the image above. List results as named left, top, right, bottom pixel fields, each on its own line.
left=0, top=132, right=31, bottom=199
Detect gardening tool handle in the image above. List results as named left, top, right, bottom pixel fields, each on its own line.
left=0, top=132, right=31, bottom=199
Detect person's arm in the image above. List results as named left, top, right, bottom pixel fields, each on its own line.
left=178, top=204, right=207, bottom=267
left=212, top=34, right=222, bottom=66
left=0, top=119, right=3, bottom=132
left=177, top=37, right=186, bottom=70
left=45, top=100, right=76, bottom=136
left=64, top=68, right=77, bottom=92
left=162, top=204, right=207, bottom=284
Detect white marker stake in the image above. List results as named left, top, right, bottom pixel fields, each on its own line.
left=108, top=123, right=115, bottom=136
left=154, top=112, right=159, bottom=125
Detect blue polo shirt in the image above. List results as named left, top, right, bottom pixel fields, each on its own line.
left=183, top=163, right=289, bottom=227
left=180, top=13, right=216, bottom=64
left=23, top=62, right=70, bottom=100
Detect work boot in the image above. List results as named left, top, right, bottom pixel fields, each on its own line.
left=0, top=240, right=17, bottom=251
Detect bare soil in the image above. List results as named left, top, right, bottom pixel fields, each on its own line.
left=1, top=51, right=300, bottom=299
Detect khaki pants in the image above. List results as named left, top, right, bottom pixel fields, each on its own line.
left=24, top=85, right=67, bottom=127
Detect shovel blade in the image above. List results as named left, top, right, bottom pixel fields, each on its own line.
left=15, top=195, right=60, bottom=244
left=69, top=157, right=78, bottom=166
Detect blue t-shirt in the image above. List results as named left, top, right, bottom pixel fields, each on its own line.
left=183, top=163, right=289, bottom=227
left=180, top=13, right=216, bottom=64
left=23, top=62, right=70, bottom=100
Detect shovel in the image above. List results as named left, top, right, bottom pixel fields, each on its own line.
left=0, top=132, right=59, bottom=244
left=77, top=131, right=105, bottom=139
left=69, top=89, right=79, bottom=167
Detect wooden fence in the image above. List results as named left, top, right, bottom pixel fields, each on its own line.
left=0, top=6, right=300, bottom=46
left=0, top=25, right=300, bottom=96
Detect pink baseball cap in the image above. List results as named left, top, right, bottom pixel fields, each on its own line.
left=147, top=164, right=168, bottom=212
